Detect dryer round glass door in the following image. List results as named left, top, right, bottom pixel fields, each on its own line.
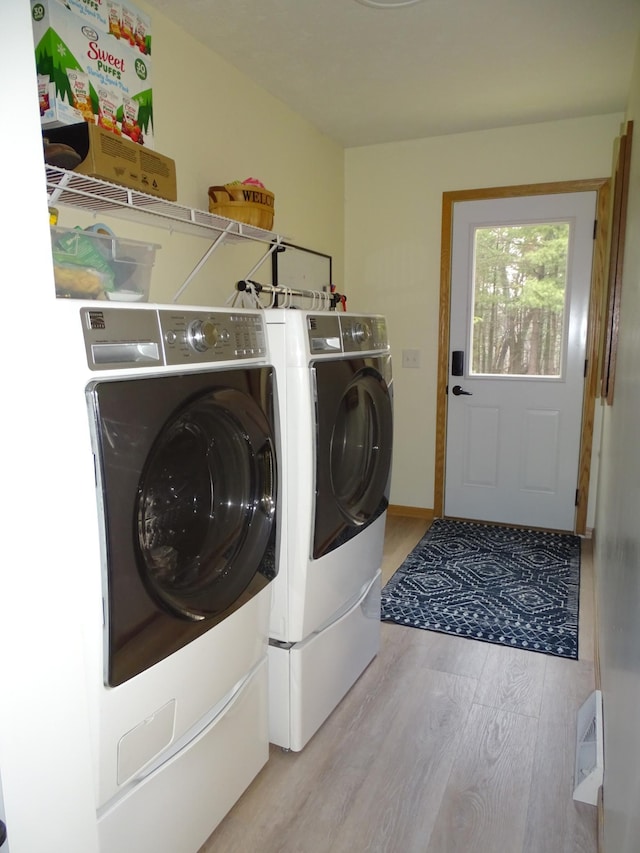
left=313, top=356, right=393, bottom=558
left=87, top=366, right=278, bottom=686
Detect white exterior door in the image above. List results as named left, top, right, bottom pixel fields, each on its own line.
left=444, top=191, right=596, bottom=531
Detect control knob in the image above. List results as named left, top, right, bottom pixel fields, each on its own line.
left=186, top=318, right=219, bottom=352
left=350, top=321, right=371, bottom=344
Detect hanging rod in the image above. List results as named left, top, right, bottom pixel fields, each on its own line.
left=237, top=279, right=345, bottom=309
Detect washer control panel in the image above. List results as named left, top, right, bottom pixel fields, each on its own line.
left=159, top=309, right=266, bottom=365
left=81, top=306, right=266, bottom=371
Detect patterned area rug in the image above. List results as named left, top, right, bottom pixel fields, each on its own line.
left=381, top=518, right=580, bottom=659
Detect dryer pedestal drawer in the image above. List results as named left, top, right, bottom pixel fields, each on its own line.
left=268, top=570, right=381, bottom=752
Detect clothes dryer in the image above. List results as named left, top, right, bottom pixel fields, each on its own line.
left=55, top=300, right=279, bottom=853
left=266, top=310, right=393, bottom=751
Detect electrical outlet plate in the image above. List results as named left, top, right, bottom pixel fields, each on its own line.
left=402, top=349, right=420, bottom=368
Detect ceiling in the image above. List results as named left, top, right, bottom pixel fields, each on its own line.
left=150, top=0, right=640, bottom=148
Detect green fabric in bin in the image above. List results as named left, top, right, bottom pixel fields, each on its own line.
left=52, top=228, right=116, bottom=291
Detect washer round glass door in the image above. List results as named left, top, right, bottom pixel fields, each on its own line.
left=89, top=366, right=277, bottom=686
left=313, top=357, right=393, bottom=558
left=137, top=386, right=276, bottom=619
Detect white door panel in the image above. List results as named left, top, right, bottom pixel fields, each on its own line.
left=445, top=192, right=596, bottom=530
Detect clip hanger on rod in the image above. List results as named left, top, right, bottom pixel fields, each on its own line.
left=237, top=279, right=343, bottom=309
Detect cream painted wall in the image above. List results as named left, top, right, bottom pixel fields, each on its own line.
left=594, top=33, right=640, bottom=853
left=345, top=115, right=622, bottom=511
left=57, top=1, right=345, bottom=307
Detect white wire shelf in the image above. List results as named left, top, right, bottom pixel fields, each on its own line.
left=45, top=165, right=284, bottom=245
left=45, top=165, right=286, bottom=302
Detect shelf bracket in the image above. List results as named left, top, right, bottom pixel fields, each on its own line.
left=47, top=168, right=73, bottom=208
left=171, top=223, right=236, bottom=303
left=244, top=237, right=284, bottom=281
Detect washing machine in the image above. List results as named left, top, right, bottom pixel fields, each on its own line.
left=266, top=310, right=393, bottom=751
left=54, top=299, right=280, bottom=853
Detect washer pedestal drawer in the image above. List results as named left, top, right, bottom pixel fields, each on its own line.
left=98, top=657, right=268, bottom=853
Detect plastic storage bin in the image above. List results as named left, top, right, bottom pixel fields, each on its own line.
left=51, top=226, right=159, bottom=301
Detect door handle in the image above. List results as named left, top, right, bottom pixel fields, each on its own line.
left=452, top=385, right=472, bottom=396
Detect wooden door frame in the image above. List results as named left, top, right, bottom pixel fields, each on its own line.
left=434, top=178, right=610, bottom=535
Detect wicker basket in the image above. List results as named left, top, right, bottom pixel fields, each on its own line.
left=208, top=183, right=275, bottom=230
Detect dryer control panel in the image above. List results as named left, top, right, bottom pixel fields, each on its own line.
left=80, top=307, right=266, bottom=371
left=307, top=314, right=342, bottom=354
left=306, top=313, right=389, bottom=355
left=340, top=315, right=389, bottom=353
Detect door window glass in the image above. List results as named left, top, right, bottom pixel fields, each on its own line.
left=471, top=222, right=570, bottom=377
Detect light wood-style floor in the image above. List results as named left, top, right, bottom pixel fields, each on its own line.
left=200, top=516, right=598, bottom=853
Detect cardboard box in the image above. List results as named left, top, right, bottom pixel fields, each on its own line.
left=31, top=0, right=154, bottom=146
left=45, top=122, right=177, bottom=201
